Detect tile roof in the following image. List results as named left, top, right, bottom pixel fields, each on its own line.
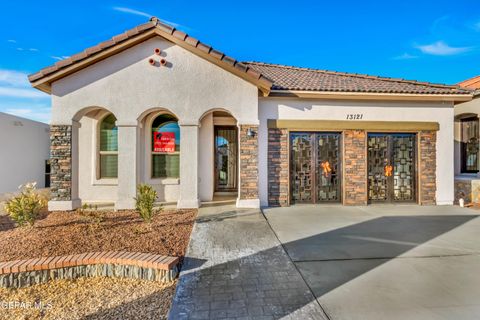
left=458, top=75, right=480, bottom=91
left=244, top=62, right=471, bottom=95
left=28, top=17, right=272, bottom=92
left=28, top=17, right=471, bottom=98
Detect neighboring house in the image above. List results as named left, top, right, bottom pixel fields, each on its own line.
left=0, top=112, right=50, bottom=194
left=454, top=76, right=480, bottom=203
left=28, top=17, right=472, bottom=211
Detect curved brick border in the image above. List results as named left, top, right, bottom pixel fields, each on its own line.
left=0, top=251, right=179, bottom=288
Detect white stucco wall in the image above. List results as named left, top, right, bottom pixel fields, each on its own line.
left=199, top=113, right=214, bottom=201
left=453, top=96, right=480, bottom=175
left=258, top=98, right=455, bottom=206
left=50, top=37, right=258, bottom=125
left=50, top=36, right=258, bottom=204
left=0, top=112, right=50, bottom=194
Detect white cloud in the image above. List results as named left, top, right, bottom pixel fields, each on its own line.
left=113, top=6, right=151, bottom=18
left=0, top=87, right=47, bottom=98
left=416, top=41, right=472, bottom=56
left=0, top=69, right=30, bottom=87
left=0, top=69, right=49, bottom=99
left=4, top=107, right=50, bottom=123
left=112, top=6, right=181, bottom=28
left=7, top=39, right=16, bottom=43
left=16, top=47, right=23, bottom=51
left=392, top=53, right=418, bottom=60
left=28, top=48, right=39, bottom=52
left=50, top=55, right=70, bottom=61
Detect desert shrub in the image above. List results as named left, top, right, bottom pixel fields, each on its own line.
left=135, top=184, right=158, bottom=223
left=4, top=182, right=47, bottom=227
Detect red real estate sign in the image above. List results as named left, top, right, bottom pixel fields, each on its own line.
left=153, top=132, right=175, bottom=152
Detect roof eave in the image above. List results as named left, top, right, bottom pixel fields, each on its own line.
left=29, top=23, right=272, bottom=95
left=267, top=89, right=472, bottom=102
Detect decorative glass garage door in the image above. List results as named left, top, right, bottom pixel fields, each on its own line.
left=290, top=132, right=341, bottom=204
left=367, top=133, right=416, bottom=203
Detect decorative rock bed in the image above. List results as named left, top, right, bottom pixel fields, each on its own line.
left=0, top=251, right=179, bottom=288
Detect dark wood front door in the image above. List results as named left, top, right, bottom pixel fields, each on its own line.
left=214, top=126, right=238, bottom=192
left=290, top=132, right=342, bottom=204
left=367, top=133, right=416, bottom=203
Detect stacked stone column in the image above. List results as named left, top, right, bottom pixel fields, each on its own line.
left=237, top=125, right=260, bottom=208
left=343, top=130, right=368, bottom=205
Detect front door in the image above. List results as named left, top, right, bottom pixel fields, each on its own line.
left=367, top=133, right=416, bottom=203
left=214, top=126, right=238, bottom=192
left=290, top=132, right=342, bottom=204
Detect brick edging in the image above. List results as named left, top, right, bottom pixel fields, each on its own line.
left=0, top=251, right=179, bottom=288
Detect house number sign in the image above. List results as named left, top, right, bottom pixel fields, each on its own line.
left=346, top=114, right=363, bottom=120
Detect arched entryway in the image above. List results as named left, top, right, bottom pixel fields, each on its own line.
left=199, top=109, right=239, bottom=202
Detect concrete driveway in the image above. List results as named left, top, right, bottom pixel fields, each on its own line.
left=263, top=205, right=480, bottom=320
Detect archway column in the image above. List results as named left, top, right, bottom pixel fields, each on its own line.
left=48, top=121, right=81, bottom=211
left=177, top=122, right=201, bottom=208
left=115, top=121, right=139, bottom=210
left=237, top=123, right=260, bottom=208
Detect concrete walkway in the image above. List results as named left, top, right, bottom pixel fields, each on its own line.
left=264, top=205, right=480, bottom=320
left=169, top=204, right=328, bottom=320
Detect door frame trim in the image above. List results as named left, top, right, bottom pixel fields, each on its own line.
left=214, top=125, right=238, bottom=193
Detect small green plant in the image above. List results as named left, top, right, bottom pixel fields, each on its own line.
left=134, top=184, right=158, bottom=223
left=4, top=182, right=47, bottom=227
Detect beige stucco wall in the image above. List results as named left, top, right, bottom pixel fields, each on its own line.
left=258, top=98, right=455, bottom=206
left=50, top=36, right=258, bottom=205
left=0, top=113, right=50, bottom=194
left=50, top=37, right=258, bottom=125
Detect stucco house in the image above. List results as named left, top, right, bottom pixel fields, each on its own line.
left=454, top=76, right=480, bottom=203
left=0, top=112, right=50, bottom=195
left=28, top=17, right=472, bottom=211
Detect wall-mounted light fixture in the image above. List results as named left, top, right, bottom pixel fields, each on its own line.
left=247, top=127, right=256, bottom=138
left=148, top=58, right=155, bottom=66
left=154, top=48, right=161, bottom=55
left=160, top=58, right=167, bottom=66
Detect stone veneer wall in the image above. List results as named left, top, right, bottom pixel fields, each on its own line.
left=454, top=178, right=480, bottom=204
left=419, top=131, right=437, bottom=205
left=343, top=130, right=368, bottom=205
left=50, top=125, right=72, bottom=201
left=455, top=179, right=472, bottom=204
left=239, top=125, right=259, bottom=200
left=268, top=128, right=289, bottom=206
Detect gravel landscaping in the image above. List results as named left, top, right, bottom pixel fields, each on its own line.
left=0, top=208, right=196, bottom=262
left=0, top=277, right=176, bottom=320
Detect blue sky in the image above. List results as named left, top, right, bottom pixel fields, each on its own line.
left=0, top=0, right=479, bottom=123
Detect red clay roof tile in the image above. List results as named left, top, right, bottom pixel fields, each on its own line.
left=244, top=61, right=470, bottom=95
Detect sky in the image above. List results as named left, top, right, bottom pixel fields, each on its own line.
left=0, top=0, right=479, bottom=123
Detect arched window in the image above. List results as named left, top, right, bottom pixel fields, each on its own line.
left=99, top=114, right=118, bottom=178
left=151, top=114, right=180, bottom=178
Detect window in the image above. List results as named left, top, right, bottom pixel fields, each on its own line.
left=461, top=117, right=479, bottom=173
left=99, top=114, right=118, bottom=178
left=151, top=114, right=180, bottom=178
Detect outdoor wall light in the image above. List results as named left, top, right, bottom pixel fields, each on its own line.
left=247, top=127, right=256, bottom=138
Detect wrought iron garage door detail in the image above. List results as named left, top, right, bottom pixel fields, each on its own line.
left=367, top=133, right=416, bottom=203
left=290, top=132, right=341, bottom=204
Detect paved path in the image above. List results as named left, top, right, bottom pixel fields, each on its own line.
left=264, top=205, right=480, bottom=320
left=169, top=204, right=328, bottom=320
